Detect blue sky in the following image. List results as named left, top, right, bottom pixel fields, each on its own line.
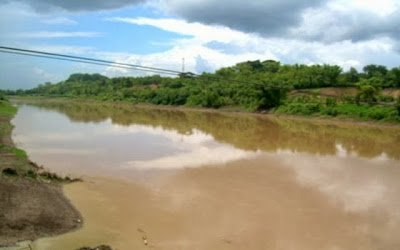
left=0, top=0, right=399, bottom=89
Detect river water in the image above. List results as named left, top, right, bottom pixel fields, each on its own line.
left=11, top=100, right=400, bottom=250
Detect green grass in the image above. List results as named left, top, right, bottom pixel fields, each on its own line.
left=0, top=100, right=17, bottom=117
left=11, top=147, right=28, bottom=159
left=275, top=98, right=400, bottom=123
left=0, top=122, right=12, bottom=136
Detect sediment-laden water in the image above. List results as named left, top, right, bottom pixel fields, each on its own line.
left=11, top=100, right=400, bottom=250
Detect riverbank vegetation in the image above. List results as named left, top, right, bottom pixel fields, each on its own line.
left=0, top=99, right=32, bottom=177
left=2, top=60, right=400, bottom=123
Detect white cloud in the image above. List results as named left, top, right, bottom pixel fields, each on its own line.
left=32, top=67, right=59, bottom=82
left=107, top=17, right=253, bottom=44
left=102, top=17, right=278, bottom=74
left=2, top=0, right=400, bottom=89
left=14, top=31, right=102, bottom=38
left=26, top=44, right=96, bottom=54
left=330, top=0, right=399, bottom=16
left=290, top=0, right=400, bottom=42
left=100, top=17, right=400, bottom=77
left=41, top=17, right=77, bottom=25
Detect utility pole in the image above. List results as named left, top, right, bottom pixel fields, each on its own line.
left=182, top=57, right=185, bottom=73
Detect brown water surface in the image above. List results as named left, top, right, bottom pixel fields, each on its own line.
left=11, top=100, right=400, bottom=250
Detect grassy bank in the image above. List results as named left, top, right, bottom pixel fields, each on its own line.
left=0, top=100, right=33, bottom=176
left=274, top=95, right=400, bottom=124
left=0, top=99, right=82, bottom=247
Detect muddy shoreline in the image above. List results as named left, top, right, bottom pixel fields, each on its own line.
left=0, top=101, right=82, bottom=247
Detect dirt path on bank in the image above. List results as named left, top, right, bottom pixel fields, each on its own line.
left=0, top=178, right=82, bottom=246
left=0, top=104, right=82, bottom=247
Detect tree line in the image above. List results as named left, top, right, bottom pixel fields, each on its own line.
left=1, top=60, right=399, bottom=121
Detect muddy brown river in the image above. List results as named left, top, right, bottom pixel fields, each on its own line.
left=10, top=100, right=400, bottom=250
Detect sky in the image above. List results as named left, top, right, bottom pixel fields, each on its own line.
left=0, top=0, right=399, bottom=89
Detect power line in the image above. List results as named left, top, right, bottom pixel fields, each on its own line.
left=0, top=45, right=288, bottom=91
left=0, top=49, right=179, bottom=76
left=0, top=46, right=182, bottom=75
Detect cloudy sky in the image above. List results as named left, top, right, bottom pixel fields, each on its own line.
left=0, top=0, right=399, bottom=89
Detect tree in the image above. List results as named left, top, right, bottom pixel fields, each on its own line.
left=338, top=67, right=359, bottom=85
left=387, top=67, right=400, bottom=87
left=356, top=84, right=379, bottom=104
left=363, top=64, right=388, bottom=78
left=262, top=60, right=280, bottom=73
left=396, top=98, right=400, bottom=116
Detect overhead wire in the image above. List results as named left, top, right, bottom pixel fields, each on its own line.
left=0, top=46, right=181, bottom=75
left=0, top=49, right=180, bottom=76
left=0, top=46, right=288, bottom=90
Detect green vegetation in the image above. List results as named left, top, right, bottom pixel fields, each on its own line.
left=276, top=96, right=399, bottom=122
left=11, top=147, right=28, bottom=159
left=0, top=100, right=32, bottom=176
left=0, top=99, right=17, bottom=138
left=0, top=100, right=17, bottom=117
left=2, top=61, right=400, bottom=122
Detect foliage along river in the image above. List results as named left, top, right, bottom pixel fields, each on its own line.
left=11, top=100, right=400, bottom=250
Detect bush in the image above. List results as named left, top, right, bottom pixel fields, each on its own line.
left=25, top=170, right=38, bottom=179
left=276, top=102, right=321, bottom=116
left=276, top=101, right=399, bottom=122
left=356, top=84, right=379, bottom=104
left=321, top=107, right=338, bottom=117
left=325, top=97, right=337, bottom=107
left=377, top=94, right=394, bottom=102
left=340, top=93, right=356, bottom=104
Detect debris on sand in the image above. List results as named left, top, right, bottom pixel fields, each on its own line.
left=77, top=245, right=113, bottom=250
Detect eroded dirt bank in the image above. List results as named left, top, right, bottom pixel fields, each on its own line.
left=0, top=178, right=82, bottom=246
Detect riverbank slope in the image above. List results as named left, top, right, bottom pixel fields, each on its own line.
left=0, top=100, right=82, bottom=246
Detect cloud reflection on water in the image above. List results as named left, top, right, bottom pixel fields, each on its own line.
left=13, top=106, right=261, bottom=173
